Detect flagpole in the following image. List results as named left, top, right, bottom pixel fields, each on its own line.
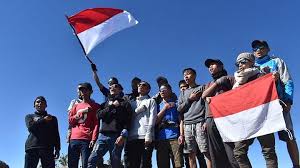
left=65, top=14, right=95, bottom=64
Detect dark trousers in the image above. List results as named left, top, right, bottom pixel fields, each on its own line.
left=206, top=118, right=239, bottom=168
left=183, top=150, right=207, bottom=168
left=156, top=139, right=183, bottom=168
left=224, top=142, right=240, bottom=168
left=234, top=133, right=278, bottom=168
left=24, top=148, right=55, bottom=168
left=124, top=139, right=153, bottom=168
left=68, top=139, right=91, bottom=168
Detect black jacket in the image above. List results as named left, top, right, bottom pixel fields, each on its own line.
left=25, top=111, right=60, bottom=152
left=97, top=94, right=133, bottom=135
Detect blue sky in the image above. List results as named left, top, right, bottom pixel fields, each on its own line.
left=0, top=0, right=299, bottom=167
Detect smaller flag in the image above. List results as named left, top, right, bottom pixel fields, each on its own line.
left=209, top=74, right=286, bottom=142
left=67, top=8, right=138, bottom=55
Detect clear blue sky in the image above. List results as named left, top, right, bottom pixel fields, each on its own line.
left=0, top=0, right=299, bottom=167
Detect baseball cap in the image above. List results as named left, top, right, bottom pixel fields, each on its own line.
left=251, top=40, right=269, bottom=49
left=78, top=82, right=93, bottom=91
left=204, top=59, right=224, bottom=68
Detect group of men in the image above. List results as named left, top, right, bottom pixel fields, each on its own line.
left=24, top=40, right=299, bottom=168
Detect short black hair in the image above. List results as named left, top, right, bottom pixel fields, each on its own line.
left=178, top=80, right=187, bottom=87
left=156, top=76, right=168, bottom=84
left=132, top=77, right=141, bottom=83
left=34, top=96, right=47, bottom=106
left=0, top=160, right=9, bottom=168
left=182, top=68, right=196, bottom=75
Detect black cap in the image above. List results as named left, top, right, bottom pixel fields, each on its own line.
left=78, top=82, right=93, bottom=91
left=204, top=59, right=224, bottom=68
left=108, top=77, right=119, bottom=86
left=251, top=40, right=269, bottom=49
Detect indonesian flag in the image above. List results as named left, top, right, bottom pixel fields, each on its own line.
left=209, top=74, right=286, bottom=142
left=67, top=8, right=138, bottom=55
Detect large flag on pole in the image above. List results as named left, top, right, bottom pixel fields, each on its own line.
left=66, top=8, right=138, bottom=55
left=209, top=74, right=286, bottom=142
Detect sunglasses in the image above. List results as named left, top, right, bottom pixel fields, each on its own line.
left=252, top=46, right=265, bottom=52
left=235, top=59, right=250, bottom=67
left=109, top=84, right=121, bottom=89
left=159, top=88, right=169, bottom=92
left=138, top=83, right=148, bottom=87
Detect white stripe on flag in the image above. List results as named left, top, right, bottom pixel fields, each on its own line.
left=214, top=99, right=286, bottom=142
left=77, top=11, right=138, bottom=54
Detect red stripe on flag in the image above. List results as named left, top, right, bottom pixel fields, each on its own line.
left=210, top=73, right=278, bottom=118
left=67, top=8, right=123, bottom=34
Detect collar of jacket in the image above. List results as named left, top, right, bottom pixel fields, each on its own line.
left=35, top=110, right=47, bottom=116
left=256, top=55, right=270, bottom=65
left=108, top=93, right=124, bottom=101
left=137, top=95, right=150, bottom=101
left=212, top=69, right=228, bottom=81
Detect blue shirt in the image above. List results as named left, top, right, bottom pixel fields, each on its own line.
left=157, top=100, right=180, bottom=140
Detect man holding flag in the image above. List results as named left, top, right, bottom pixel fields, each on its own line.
left=252, top=40, right=299, bottom=168
left=208, top=52, right=282, bottom=168
left=202, top=58, right=239, bottom=168
left=231, top=53, right=278, bottom=168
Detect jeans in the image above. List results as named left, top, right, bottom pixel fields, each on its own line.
left=24, top=148, right=55, bottom=168
left=68, top=139, right=91, bottom=168
left=88, top=133, right=123, bottom=168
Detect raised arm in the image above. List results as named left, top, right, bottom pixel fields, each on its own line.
left=91, top=64, right=109, bottom=97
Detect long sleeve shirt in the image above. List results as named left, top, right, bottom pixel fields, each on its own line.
left=69, top=101, right=100, bottom=141
left=255, top=55, right=294, bottom=104
left=128, top=96, right=157, bottom=141
left=25, top=111, right=60, bottom=152
left=177, top=85, right=206, bottom=124
left=97, top=95, right=133, bottom=137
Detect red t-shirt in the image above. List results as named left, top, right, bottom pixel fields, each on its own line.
left=69, top=101, right=100, bottom=141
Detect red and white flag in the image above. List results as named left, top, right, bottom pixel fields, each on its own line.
left=210, top=74, right=286, bottom=142
left=67, top=8, right=138, bottom=55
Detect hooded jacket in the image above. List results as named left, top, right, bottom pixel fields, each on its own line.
left=97, top=94, right=133, bottom=137
left=128, top=95, right=157, bottom=141
left=255, top=55, right=294, bottom=104
left=25, top=111, right=60, bottom=152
